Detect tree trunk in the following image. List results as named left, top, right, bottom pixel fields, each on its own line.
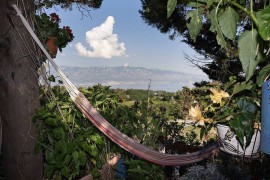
left=0, top=0, right=43, bottom=179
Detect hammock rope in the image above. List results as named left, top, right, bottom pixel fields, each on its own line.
left=12, top=4, right=219, bottom=166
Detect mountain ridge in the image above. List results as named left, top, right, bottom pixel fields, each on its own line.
left=52, top=66, right=208, bottom=92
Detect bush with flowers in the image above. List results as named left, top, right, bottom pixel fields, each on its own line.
left=35, top=12, right=74, bottom=53
left=187, top=76, right=261, bottom=149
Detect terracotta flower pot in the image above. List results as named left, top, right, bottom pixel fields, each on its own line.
left=46, top=37, right=58, bottom=57
left=217, top=124, right=260, bottom=157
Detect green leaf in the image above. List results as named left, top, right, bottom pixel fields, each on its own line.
left=257, top=5, right=270, bottom=41
left=186, top=10, right=202, bottom=42
left=237, top=98, right=256, bottom=114
left=48, top=75, right=55, bottom=82
left=218, top=7, right=239, bottom=40
left=44, top=164, right=56, bottom=179
left=224, top=76, right=237, bottom=90
left=61, top=166, right=69, bottom=178
left=91, top=167, right=100, bottom=178
left=55, top=140, right=67, bottom=153
left=47, top=101, right=56, bottom=109
left=63, top=154, right=71, bottom=165
left=209, top=9, right=218, bottom=32
left=72, top=151, right=79, bottom=162
left=53, top=128, right=66, bottom=140
left=228, top=116, right=245, bottom=147
left=257, top=64, right=270, bottom=86
left=207, top=0, right=219, bottom=7
left=78, top=151, right=86, bottom=165
left=186, top=2, right=200, bottom=8
left=209, top=8, right=226, bottom=48
left=89, top=135, right=104, bottom=145
left=45, top=118, right=58, bottom=127
left=187, top=1, right=206, bottom=8
left=229, top=98, right=256, bottom=148
left=238, top=30, right=261, bottom=80
left=80, top=142, right=99, bottom=158
left=216, top=31, right=227, bottom=48
left=47, top=134, right=54, bottom=144
left=167, top=0, right=177, bottom=18
left=232, top=81, right=253, bottom=96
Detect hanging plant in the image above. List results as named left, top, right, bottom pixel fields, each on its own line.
left=35, top=12, right=75, bottom=56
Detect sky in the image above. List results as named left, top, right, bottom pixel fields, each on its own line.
left=43, top=0, right=208, bottom=77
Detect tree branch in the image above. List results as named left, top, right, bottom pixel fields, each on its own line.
left=230, top=1, right=259, bottom=27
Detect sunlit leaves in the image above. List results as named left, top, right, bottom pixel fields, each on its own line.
left=167, top=0, right=177, bottom=18
left=238, top=30, right=261, bottom=80
left=186, top=10, right=202, bottom=42
left=189, top=106, right=203, bottom=121
left=257, top=5, right=270, bottom=41
left=218, top=7, right=239, bottom=40
left=209, top=88, right=229, bottom=104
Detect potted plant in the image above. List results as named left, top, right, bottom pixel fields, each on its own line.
left=188, top=77, right=261, bottom=157
left=34, top=12, right=74, bottom=56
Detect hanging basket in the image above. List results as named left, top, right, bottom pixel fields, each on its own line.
left=46, top=37, right=58, bottom=57
left=217, top=124, right=260, bottom=157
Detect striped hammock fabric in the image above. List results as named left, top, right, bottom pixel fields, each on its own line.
left=12, top=4, right=219, bottom=166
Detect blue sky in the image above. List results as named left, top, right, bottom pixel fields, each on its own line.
left=44, top=0, right=207, bottom=76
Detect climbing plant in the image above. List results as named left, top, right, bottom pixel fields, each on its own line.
left=35, top=85, right=171, bottom=179
left=167, top=0, right=270, bottom=86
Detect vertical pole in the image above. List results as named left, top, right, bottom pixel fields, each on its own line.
left=261, top=80, right=270, bottom=154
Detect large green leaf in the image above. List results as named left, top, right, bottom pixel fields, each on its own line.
left=218, top=7, right=239, bottom=40
left=209, top=9, right=217, bottom=32
left=216, top=31, right=227, bottom=49
left=209, top=8, right=223, bottom=32
left=257, top=64, right=270, bottom=86
left=237, top=98, right=256, bottom=114
left=167, top=0, right=177, bottom=18
left=209, top=8, right=226, bottom=48
left=257, top=5, right=270, bottom=41
left=229, top=116, right=245, bottom=147
left=238, top=30, right=261, bottom=80
left=232, top=81, right=253, bottom=96
left=229, top=98, right=256, bottom=148
left=186, top=10, right=202, bottom=42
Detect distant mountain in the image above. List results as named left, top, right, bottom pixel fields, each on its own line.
left=52, top=66, right=208, bottom=92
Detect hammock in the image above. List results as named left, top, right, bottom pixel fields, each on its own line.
left=12, top=4, right=219, bottom=166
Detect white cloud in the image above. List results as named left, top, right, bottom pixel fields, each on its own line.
left=123, top=63, right=128, bottom=67
left=75, top=16, right=126, bottom=59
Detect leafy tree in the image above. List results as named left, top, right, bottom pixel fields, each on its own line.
left=139, top=0, right=269, bottom=83
left=0, top=0, right=102, bottom=179
left=166, top=0, right=270, bottom=85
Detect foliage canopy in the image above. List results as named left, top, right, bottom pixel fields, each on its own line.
left=140, top=0, right=270, bottom=84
